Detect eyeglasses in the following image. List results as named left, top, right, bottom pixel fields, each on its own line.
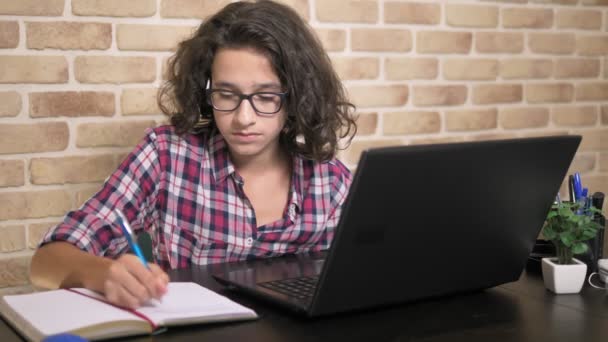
left=205, top=89, right=288, bottom=115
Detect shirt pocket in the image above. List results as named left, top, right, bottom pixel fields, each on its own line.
left=188, top=228, right=230, bottom=264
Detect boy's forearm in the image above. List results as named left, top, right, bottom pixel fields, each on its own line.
left=30, top=242, right=112, bottom=292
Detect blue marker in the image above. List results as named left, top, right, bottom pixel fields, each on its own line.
left=116, top=209, right=149, bottom=269
left=573, top=172, right=583, bottom=202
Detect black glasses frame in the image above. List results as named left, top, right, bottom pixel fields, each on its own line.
left=205, top=89, right=288, bottom=115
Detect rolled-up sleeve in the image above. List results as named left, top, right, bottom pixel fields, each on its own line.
left=40, top=128, right=162, bottom=258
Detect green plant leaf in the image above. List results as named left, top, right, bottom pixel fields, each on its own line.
left=543, top=200, right=605, bottom=259
left=560, top=233, right=575, bottom=247
left=546, top=211, right=558, bottom=219
left=572, top=243, right=588, bottom=255
left=581, top=230, right=597, bottom=240
left=543, top=228, right=557, bottom=240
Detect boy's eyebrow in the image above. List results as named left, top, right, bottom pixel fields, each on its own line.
left=212, top=81, right=283, bottom=91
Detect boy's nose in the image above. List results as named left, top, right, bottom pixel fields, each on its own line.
left=233, top=99, right=256, bottom=126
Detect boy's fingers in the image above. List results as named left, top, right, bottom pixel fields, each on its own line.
left=149, top=264, right=169, bottom=281
left=108, top=255, right=169, bottom=305
left=118, top=255, right=157, bottom=301
left=148, top=264, right=169, bottom=297
left=104, top=266, right=146, bottom=308
left=114, top=285, right=142, bottom=309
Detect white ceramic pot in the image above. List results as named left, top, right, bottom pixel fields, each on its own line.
left=541, top=257, right=587, bottom=294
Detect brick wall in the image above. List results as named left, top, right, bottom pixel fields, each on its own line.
left=0, top=0, right=607, bottom=293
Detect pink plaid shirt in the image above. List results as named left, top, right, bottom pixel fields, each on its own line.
left=42, top=126, right=352, bottom=269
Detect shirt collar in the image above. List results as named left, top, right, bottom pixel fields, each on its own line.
left=289, top=155, right=309, bottom=215
left=207, top=131, right=235, bottom=184
left=206, top=130, right=308, bottom=214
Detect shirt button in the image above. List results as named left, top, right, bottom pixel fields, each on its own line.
left=245, top=237, right=253, bottom=246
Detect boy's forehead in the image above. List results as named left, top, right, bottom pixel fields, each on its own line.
left=211, top=47, right=281, bottom=88
left=212, top=47, right=273, bottom=69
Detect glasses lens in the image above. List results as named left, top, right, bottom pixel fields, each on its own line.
left=208, top=90, right=284, bottom=114
left=251, top=93, right=282, bottom=114
left=209, top=90, right=241, bottom=111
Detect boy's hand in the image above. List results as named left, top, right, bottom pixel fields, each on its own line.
left=103, top=254, right=169, bottom=309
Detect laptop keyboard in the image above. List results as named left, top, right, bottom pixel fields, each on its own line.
left=258, top=275, right=318, bottom=300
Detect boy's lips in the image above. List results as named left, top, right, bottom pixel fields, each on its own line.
left=233, top=132, right=260, bottom=137
left=231, top=132, right=261, bottom=142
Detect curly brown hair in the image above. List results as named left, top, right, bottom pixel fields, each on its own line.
left=158, top=0, right=357, bottom=162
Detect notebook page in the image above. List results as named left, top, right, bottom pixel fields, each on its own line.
left=137, top=282, right=257, bottom=325
left=3, top=290, right=145, bottom=336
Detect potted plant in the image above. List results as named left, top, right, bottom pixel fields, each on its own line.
left=541, top=201, right=603, bottom=294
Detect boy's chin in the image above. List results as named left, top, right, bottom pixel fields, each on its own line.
left=228, top=145, right=265, bottom=159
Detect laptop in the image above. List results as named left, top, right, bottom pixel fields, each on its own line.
left=212, top=135, right=581, bottom=317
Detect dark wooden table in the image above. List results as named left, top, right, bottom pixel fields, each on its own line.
left=2, top=265, right=607, bottom=342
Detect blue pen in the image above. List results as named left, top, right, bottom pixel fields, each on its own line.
left=116, top=210, right=149, bottom=269
left=573, top=172, right=582, bottom=202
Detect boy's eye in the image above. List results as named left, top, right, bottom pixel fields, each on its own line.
left=253, top=93, right=281, bottom=102
left=255, top=95, right=277, bottom=102
left=217, top=91, right=238, bottom=99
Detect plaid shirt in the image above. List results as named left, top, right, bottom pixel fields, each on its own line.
left=42, top=126, right=352, bottom=269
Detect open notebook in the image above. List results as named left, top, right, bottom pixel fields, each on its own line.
left=0, top=282, right=257, bottom=341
